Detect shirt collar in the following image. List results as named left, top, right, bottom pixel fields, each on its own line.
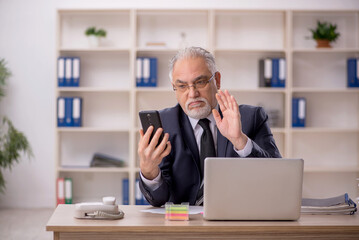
left=188, top=104, right=218, bottom=130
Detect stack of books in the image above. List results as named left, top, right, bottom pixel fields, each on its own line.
left=301, top=193, right=357, bottom=215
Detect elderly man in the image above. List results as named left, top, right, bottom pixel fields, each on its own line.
left=138, top=47, right=281, bottom=207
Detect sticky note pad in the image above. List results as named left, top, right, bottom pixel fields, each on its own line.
left=165, top=202, right=189, bottom=221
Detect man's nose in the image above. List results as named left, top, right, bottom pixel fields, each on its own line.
left=188, top=85, right=199, bottom=97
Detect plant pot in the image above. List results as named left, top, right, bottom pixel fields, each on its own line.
left=315, top=39, right=331, bottom=48
left=88, top=35, right=100, bottom=47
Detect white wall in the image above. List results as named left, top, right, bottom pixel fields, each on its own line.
left=0, top=0, right=358, bottom=208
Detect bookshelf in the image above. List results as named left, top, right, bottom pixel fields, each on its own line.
left=56, top=9, right=359, bottom=204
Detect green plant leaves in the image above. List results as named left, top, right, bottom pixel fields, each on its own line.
left=309, top=21, right=340, bottom=42
left=85, top=26, right=107, bottom=37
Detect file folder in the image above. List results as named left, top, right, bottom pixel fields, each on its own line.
left=292, top=98, right=306, bottom=127
left=57, top=97, right=66, bottom=127
left=72, top=97, right=82, bottom=127
left=65, top=97, right=73, bottom=127
left=122, top=178, right=129, bottom=205
left=64, top=178, right=73, bottom=204
left=57, top=57, right=65, bottom=87
left=65, top=58, right=72, bottom=87
left=57, top=178, right=65, bottom=205
left=136, top=58, right=143, bottom=87
left=72, top=57, right=80, bottom=87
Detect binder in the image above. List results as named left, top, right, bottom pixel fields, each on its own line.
left=56, top=178, right=65, bottom=205
left=72, top=97, right=82, bottom=127
left=64, top=178, right=73, bottom=204
left=135, top=179, right=142, bottom=205
left=149, top=58, right=158, bottom=87
left=278, top=58, right=286, bottom=87
left=259, top=58, right=272, bottom=87
left=57, top=57, right=65, bottom=87
left=65, top=58, right=72, bottom=87
left=292, top=97, right=306, bottom=127
left=271, top=58, right=280, bottom=87
left=136, top=58, right=143, bottom=87
left=122, top=178, right=129, bottom=205
left=143, top=58, right=150, bottom=86
left=72, top=57, right=80, bottom=87
left=347, top=58, right=358, bottom=88
left=65, top=97, right=73, bottom=127
left=57, top=97, right=66, bottom=127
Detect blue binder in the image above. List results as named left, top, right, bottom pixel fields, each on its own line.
left=292, top=98, right=306, bottom=127
left=347, top=58, right=358, bottom=88
left=122, top=178, right=129, bottom=205
left=135, top=178, right=142, bottom=205
left=136, top=58, right=144, bottom=87
left=271, top=58, right=284, bottom=88
left=72, top=97, right=82, bottom=127
left=57, top=97, right=66, bottom=127
left=149, top=58, right=158, bottom=87
left=57, top=57, right=66, bottom=87
left=71, top=57, right=80, bottom=87
left=65, top=58, right=72, bottom=87
left=64, top=97, right=73, bottom=127
left=278, top=58, right=286, bottom=88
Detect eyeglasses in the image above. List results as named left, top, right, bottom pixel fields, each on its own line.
left=172, top=73, right=216, bottom=92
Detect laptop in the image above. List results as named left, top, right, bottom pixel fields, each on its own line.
left=203, top=158, right=303, bottom=220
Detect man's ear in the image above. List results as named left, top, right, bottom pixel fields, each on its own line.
left=215, top=71, right=221, bottom=89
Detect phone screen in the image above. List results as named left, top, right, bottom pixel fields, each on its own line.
left=139, top=110, right=164, bottom=146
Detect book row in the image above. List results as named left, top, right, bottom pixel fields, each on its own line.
left=57, top=57, right=80, bottom=87
left=56, top=178, right=73, bottom=205
left=259, top=58, right=286, bottom=88
left=56, top=57, right=359, bottom=89
left=122, top=178, right=150, bottom=205
left=136, top=57, right=158, bottom=87
left=57, top=97, right=83, bottom=127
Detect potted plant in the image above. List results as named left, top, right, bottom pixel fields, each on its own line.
left=85, top=26, right=107, bottom=47
left=0, top=59, right=33, bottom=193
left=309, top=21, right=340, bottom=48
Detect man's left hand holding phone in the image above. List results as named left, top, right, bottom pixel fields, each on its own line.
left=138, top=110, right=171, bottom=180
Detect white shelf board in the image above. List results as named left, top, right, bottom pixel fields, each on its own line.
left=292, top=88, right=359, bottom=93
left=57, top=127, right=130, bottom=133
left=292, top=48, right=359, bottom=53
left=57, top=87, right=130, bottom=93
left=59, top=47, right=131, bottom=52
left=227, top=88, right=286, bottom=93
left=215, top=48, right=286, bottom=53
left=291, top=127, right=359, bottom=133
left=136, top=48, right=178, bottom=53
left=58, top=167, right=130, bottom=173
left=304, top=166, right=359, bottom=173
left=135, top=87, right=173, bottom=93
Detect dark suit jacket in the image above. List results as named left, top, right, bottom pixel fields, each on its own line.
left=139, top=104, right=281, bottom=207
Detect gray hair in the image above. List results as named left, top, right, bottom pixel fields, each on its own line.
left=169, top=47, right=217, bottom=82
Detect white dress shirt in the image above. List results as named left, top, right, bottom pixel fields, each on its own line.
left=140, top=107, right=253, bottom=191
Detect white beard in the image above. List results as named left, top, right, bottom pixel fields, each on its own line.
left=185, top=97, right=212, bottom=119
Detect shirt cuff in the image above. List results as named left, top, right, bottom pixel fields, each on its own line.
left=234, top=138, right=253, bottom=157
left=140, top=170, right=163, bottom=191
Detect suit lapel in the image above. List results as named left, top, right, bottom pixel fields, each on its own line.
left=179, top=107, right=200, bottom=163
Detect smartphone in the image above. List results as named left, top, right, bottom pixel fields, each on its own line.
left=139, top=110, right=164, bottom=146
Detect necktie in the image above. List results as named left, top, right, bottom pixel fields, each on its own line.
left=196, top=118, right=216, bottom=205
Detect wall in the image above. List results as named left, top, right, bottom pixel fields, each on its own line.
left=0, top=0, right=358, bottom=208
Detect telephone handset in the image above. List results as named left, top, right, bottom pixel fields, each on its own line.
left=74, top=196, right=124, bottom=220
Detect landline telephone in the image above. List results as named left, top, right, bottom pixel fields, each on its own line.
left=74, top=196, right=124, bottom=220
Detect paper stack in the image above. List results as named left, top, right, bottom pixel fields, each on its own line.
left=301, top=193, right=357, bottom=215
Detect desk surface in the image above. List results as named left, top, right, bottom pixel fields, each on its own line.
left=47, top=205, right=359, bottom=239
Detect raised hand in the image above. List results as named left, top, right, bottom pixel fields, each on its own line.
left=212, top=89, right=248, bottom=150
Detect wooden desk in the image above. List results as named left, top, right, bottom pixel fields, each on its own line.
left=46, top=205, right=359, bottom=239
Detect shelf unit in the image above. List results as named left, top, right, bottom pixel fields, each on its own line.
left=56, top=9, right=359, bottom=204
